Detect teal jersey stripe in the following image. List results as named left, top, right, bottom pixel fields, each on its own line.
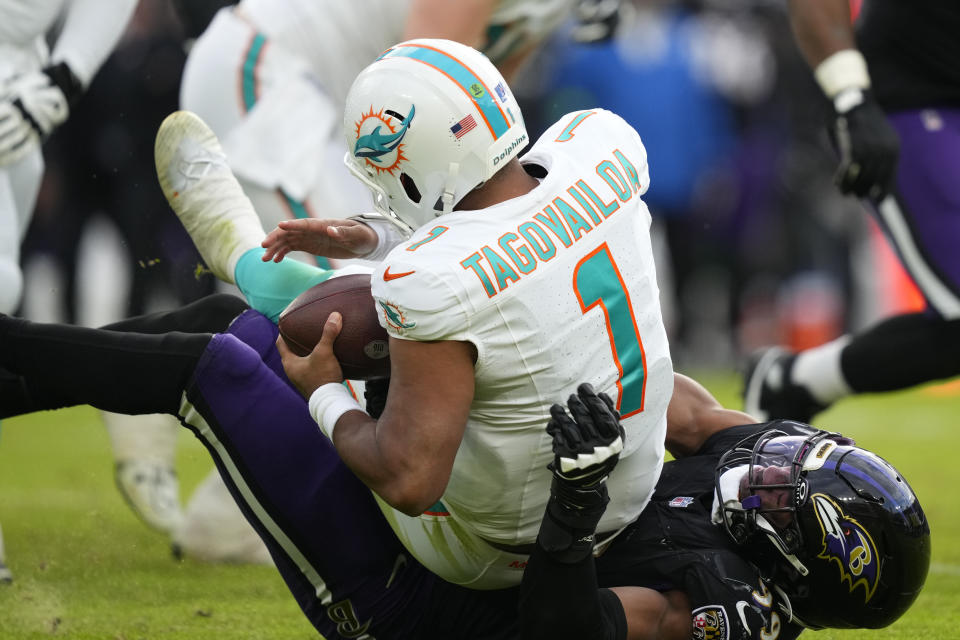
left=280, top=190, right=331, bottom=270
left=242, top=34, right=267, bottom=112
left=379, top=45, right=509, bottom=140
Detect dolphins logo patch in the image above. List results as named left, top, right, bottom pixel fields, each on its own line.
left=353, top=105, right=415, bottom=176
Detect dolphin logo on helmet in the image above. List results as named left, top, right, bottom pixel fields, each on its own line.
left=354, top=105, right=416, bottom=163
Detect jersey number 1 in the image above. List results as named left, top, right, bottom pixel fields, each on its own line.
left=573, top=244, right=647, bottom=417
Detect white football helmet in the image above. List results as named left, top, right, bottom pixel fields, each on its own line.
left=343, top=38, right=529, bottom=234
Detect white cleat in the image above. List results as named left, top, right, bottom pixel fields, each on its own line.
left=115, top=461, right=186, bottom=535
left=171, top=468, right=272, bottom=566
left=0, top=522, right=11, bottom=583
left=155, top=110, right=265, bottom=283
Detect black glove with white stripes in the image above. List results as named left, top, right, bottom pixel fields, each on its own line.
left=547, top=383, right=624, bottom=488
left=539, top=383, right=625, bottom=563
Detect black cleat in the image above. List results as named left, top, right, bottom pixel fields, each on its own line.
left=742, top=347, right=827, bottom=424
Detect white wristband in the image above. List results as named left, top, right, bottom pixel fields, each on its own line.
left=308, top=383, right=363, bottom=440
left=814, top=49, right=871, bottom=98
left=348, top=213, right=409, bottom=261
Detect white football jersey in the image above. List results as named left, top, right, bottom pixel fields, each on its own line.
left=0, top=0, right=139, bottom=85
left=371, top=110, right=674, bottom=545
left=238, top=0, right=575, bottom=105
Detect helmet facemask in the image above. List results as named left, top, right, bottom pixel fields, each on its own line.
left=715, top=428, right=842, bottom=577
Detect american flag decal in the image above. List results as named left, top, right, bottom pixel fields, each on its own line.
left=450, top=114, right=477, bottom=139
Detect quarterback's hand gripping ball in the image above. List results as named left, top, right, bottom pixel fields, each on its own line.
left=278, top=273, right=390, bottom=381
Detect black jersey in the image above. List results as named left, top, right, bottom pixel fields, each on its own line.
left=596, top=423, right=815, bottom=640
left=857, top=0, right=960, bottom=110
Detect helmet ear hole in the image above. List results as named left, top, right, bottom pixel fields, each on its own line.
left=400, top=173, right=421, bottom=204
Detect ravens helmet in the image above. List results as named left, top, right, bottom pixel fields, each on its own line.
left=715, top=425, right=930, bottom=629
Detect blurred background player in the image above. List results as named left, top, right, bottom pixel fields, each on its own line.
left=743, top=0, right=960, bottom=422
left=0, top=0, right=138, bottom=313
left=0, top=0, right=140, bottom=582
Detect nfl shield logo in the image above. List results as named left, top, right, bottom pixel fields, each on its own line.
left=669, top=496, right=695, bottom=508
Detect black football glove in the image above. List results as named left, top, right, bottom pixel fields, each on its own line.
left=547, top=382, right=625, bottom=488
left=830, top=88, right=900, bottom=201
left=571, top=0, right=621, bottom=44
left=0, top=62, right=81, bottom=166
left=539, top=383, right=625, bottom=563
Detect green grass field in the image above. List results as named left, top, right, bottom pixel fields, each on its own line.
left=1, top=373, right=958, bottom=639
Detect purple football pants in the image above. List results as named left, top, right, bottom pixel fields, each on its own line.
left=871, top=108, right=960, bottom=318
left=181, top=310, right=518, bottom=639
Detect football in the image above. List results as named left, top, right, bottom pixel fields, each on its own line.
left=278, top=273, right=390, bottom=380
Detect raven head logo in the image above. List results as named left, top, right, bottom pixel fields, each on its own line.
left=812, top=493, right=881, bottom=602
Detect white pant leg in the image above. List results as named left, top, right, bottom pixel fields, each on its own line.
left=375, top=496, right=530, bottom=590
left=0, top=147, right=43, bottom=313
left=0, top=39, right=48, bottom=313
left=180, top=8, right=372, bottom=236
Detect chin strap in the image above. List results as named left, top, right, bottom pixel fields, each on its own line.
left=440, top=162, right=460, bottom=214
left=756, top=515, right=809, bottom=577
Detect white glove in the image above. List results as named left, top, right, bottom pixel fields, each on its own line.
left=0, top=67, right=73, bottom=166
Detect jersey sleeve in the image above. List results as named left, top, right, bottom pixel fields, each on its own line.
left=536, top=109, right=651, bottom=197
left=370, top=258, right=470, bottom=342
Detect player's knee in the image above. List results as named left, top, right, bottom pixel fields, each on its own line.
left=0, top=259, right=23, bottom=314
left=176, top=293, right=250, bottom=333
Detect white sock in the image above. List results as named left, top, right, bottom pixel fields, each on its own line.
left=0, top=257, right=23, bottom=314
left=791, top=336, right=854, bottom=405
left=102, top=411, right=180, bottom=466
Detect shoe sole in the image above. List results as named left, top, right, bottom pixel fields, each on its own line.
left=154, top=110, right=223, bottom=205
left=154, top=110, right=249, bottom=283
